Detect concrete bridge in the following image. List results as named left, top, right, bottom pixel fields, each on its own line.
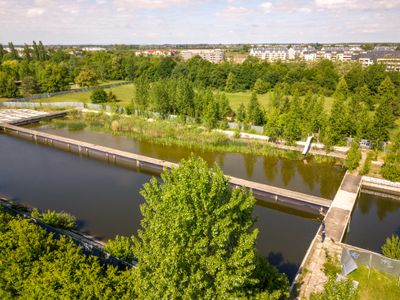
left=1, top=121, right=331, bottom=215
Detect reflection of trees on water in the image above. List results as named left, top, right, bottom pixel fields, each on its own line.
left=358, top=193, right=373, bottom=215
left=318, top=165, right=345, bottom=199
left=296, top=159, right=316, bottom=192
left=281, top=159, right=295, bottom=187
left=243, top=154, right=257, bottom=178
left=217, top=154, right=225, bottom=168
left=358, top=193, right=400, bottom=221
left=263, top=156, right=278, bottom=181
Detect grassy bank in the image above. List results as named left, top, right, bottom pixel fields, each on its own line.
left=45, top=112, right=340, bottom=165
left=348, top=265, right=400, bottom=300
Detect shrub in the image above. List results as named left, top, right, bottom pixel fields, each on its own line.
left=40, top=210, right=77, bottom=230
left=381, top=234, right=400, bottom=259
left=90, top=89, right=107, bottom=104
left=359, top=151, right=374, bottom=176
left=104, top=235, right=136, bottom=262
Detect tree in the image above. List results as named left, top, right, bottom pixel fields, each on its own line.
left=282, top=95, right=303, bottom=143
left=37, top=62, right=69, bottom=92
left=0, top=43, right=5, bottom=61
left=104, top=235, right=136, bottom=262
left=344, top=141, right=361, bottom=171
left=175, top=78, right=195, bottom=117
left=253, top=78, right=270, bottom=94
left=0, top=71, right=18, bottom=97
left=21, top=76, right=40, bottom=96
left=90, top=89, right=108, bottom=103
left=246, top=92, right=265, bottom=126
left=203, top=96, right=219, bottom=129
left=216, top=92, right=232, bottom=120
left=236, top=103, right=246, bottom=122
left=133, top=157, right=288, bottom=299
left=381, top=234, right=400, bottom=259
left=225, top=72, right=238, bottom=93
left=7, top=42, right=19, bottom=60
left=381, top=133, right=400, bottom=181
left=75, top=68, right=98, bottom=87
left=135, top=76, right=150, bottom=114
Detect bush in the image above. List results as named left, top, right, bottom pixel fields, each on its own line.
left=381, top=234, right=400, bottom=259
left=104, top=235, right=136, bottom=262
left=90, top=89, right=108, bottom=104
left=359, top=151, right=374, bottom=176
left=344, top=141, right=361, bottom=171
left=39, top=209, right=77, bottom=230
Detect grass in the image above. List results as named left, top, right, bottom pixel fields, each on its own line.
left=348, top=265, right=400, bottom=300
left=33, top=82, right=135, bottom=104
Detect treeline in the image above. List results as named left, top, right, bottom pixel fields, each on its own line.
left=1, top=41, right=399, bottom=99
left=134, top=75, right=397, bottom=148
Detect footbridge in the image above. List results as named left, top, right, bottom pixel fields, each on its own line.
left=1, top=122, right=331, bottom=214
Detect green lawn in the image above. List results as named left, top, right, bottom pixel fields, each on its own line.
left=33, top=83, right=135, bottom=104
left=348, top=265, right=400, bottom=300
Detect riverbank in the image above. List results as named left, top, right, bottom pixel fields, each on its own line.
left=42, top=111, right=343, bottom=166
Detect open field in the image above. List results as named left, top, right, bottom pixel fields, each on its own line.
left=32, top=83, right=135, bottom=104
left=348, top=265, right=400, bottom=300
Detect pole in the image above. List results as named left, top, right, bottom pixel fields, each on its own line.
left=368, top=254, right=372, bottom=279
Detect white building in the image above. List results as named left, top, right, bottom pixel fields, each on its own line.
left=180, top=49, right=225, bottom=63
left=249, top=47, right=288, bottom=62
left=303, top=51, right=317, bottom=61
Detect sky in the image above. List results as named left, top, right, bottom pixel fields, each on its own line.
left=0, top=0, right=400, bottom=45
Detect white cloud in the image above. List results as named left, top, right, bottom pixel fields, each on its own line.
left=260, top=2, right=272, bottom=13
left=26, top=7, right=45, bottom=17
left=113, top=0, right=192, bottom=10
left=315, top=0, right=400, bottom=10
left=216, top=6, right=251, bottom=18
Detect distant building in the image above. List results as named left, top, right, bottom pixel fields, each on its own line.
left=82, top=47, right=106, bottom=51
left=135, top=49, right=177, bottom=57
left=355, top=50, right=400, bottom=71
left=303, top=51, right=317, bottom=61
left=249, top=47, right=288, bottom=61
left=179, top=49, right=225, bottom=63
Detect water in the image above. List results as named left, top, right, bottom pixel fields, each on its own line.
left=36, top=125, right=345, bottom=199
left=0, top=133, right=319, bottom=282
left=345, top=192, right=400, bottom=253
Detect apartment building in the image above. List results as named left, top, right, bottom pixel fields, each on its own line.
left=179, top=49, right=225, bottom=63
left=249, top=47, right=288, bottom=61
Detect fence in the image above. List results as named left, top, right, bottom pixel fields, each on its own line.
left=362, top=176, right=400, bottom=189
left=7, top=81, right=132, bottom=102
left=341, top=243, right=400, bottom=278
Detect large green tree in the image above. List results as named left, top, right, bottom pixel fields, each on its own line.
left=246, top=92, right=265, bottom=126
left=133, top=157, right=288, bottom=299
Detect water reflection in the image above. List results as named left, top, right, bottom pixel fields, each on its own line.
left=35, top=126, right=345, bottom=199
left=345, top=192, right=400, bottom=253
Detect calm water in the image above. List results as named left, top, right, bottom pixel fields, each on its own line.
left=345, top=192, right=400, bottom=253
left=36, top=125, right=345, bottom=199
left=0, top=133, right=320, bottom=281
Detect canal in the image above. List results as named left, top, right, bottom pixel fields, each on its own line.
left=344, top=192, right=400, bottom=253
left=35, top=125, right=345, bottom=199
left=0, top=131, right=322, bottom=282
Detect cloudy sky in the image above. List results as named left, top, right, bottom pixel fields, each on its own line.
left=0, top=0, right=399, bottom=44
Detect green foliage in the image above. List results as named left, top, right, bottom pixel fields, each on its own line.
left=133, top=156, right=289, bottom=299
left=75, top=68, right=98, bottom=87
left=107, top=90, right=118, bottom=102
left=104, top=235, right=136, bottom=262
left=38, top=209, right=77, bottom=230
left=310, top=253, right=358, bottom=300
left=135, top=76, right=150, bottom=114
left=236, top=103, right=246, bottom=122
left=90, top=88, right=108, bottom=104
left=382, top=133, right=400, bottom=181
left=253, top=78, right=270, bottom=94
left=381, top=234, right=400, bottom=259
left=0, top=209, right=136, bottom=299
left=246, top=92, right=265, bottom=126
left=37, top=62, right=70, bottom=93
left=0, top=71, right=18, bottom=97
left=344, top=141, right=361, bottom=171
left=359, top=151, right=374, bottom=176
left=21, top=76, right=40, bottom=96
left=225, top=71, right=238, bottom=92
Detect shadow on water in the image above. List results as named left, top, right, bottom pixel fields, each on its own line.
left=267, top=252, right=299, bottom=283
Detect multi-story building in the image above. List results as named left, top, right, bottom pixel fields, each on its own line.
left=356, top=50, right=400, bottom=71
left=249, top=47, right=288, bottom=61
left=303, top=51, right=317, bottom=61
left=179, top=49, right=225, bottom=63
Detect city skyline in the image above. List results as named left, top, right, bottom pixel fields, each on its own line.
left=0, top=0, right=400, bottom=45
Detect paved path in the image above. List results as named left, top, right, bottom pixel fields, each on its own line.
left=296, top=172, right=361, bottom=298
